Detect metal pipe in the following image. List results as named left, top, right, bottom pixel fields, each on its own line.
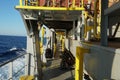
left=0, top=53, right=27, bottom=67
left=25, top=0, right=28, bottom=6
left=53, top=0, right=55, bottom=7
left=75, top=47, right=89, bottom=80
left=9, top=62, right=13, bottom=80
left=93, top=0, right=100, bottom=38
left=72, top=0, right=75, bottom=8
left=84, top=12, right=88, bottom=38
left=81, top=0, right=84, bottom=8
left=37, top=0, right=39, bottom=6
left=19, top=0, right=22, bottom=6
left=34, top=28, right=42, bottom=80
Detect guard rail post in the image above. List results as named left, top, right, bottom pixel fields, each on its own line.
left=75, top=46, right=89, bottom=80
left=9, top=62, right=13, bottom=80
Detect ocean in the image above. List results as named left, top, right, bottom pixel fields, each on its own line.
left=0, top=35, right=26, bottom=80
left=0, top=35, right=26, bottom=53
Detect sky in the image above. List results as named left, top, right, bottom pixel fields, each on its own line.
left=0, top=0, right=26, bottom=36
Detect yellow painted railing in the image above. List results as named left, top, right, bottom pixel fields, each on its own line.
left=75, top=46, right=89, bottom=80
left=83, top=0, right=101, bottom=39
left=84, top=11, right=93, bottom=38
left=93, top=0, right=100, bottom=38
left=16, top=0, right=84, bottom=11
left=19, top=0, right=22, bottom=6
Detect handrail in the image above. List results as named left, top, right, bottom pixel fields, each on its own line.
left=93, top=0, right=100, bottom=38
left=8, top=65, right=26, bottom=80
left=84, top=0, right=101, bottom=39
left=0, top=53, right=27, bottom=67
left=0, top=52, right=28, bottom=80
left=16, top=0, right=85, bottom=11
left=75, top=46, right=90, bottom=80
left=84, top=11, right=88, bottom=38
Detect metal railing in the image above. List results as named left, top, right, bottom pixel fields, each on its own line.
left=16, top=0, right=85, bottom=11
left=0, top=53, right=27, bottom=80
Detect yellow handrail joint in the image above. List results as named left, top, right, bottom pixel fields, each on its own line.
left=75, top=46, right=89, bottom=80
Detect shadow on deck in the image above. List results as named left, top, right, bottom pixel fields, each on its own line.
left=43, top=59, right=75, bottom=80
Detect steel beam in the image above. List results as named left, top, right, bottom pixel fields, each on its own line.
left=16, top=6, right=84, bottom=11
left=100, top=0, right=108, bottom=46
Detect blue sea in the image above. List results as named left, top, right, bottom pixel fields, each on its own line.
left=0, top=35, right=26, bottom=80
left=0, top=35, right=26, bottom=53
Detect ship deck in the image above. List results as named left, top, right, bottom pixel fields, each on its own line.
left=43, top=58, right=75, bottom=80
left=86, top=38, right=120, bottom=48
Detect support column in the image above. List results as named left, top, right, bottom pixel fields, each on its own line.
left=100, top=0, right=108, bottom=46
left=75, top=47, right=89, bottom=80
left=33, top=26, right=42, bottom=80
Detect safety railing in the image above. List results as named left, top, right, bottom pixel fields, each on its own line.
left=83, top=0, right=101, bottom=39
left=75, top=46, right=90, bottom=80
left=93, top=0, right=100, bottom=38
left=16, top=0, right=85, bottom=10
left=0, top=53, right=27, bottom=80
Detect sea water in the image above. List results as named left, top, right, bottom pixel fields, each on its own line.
left=0, top=35, right=26, bottom=80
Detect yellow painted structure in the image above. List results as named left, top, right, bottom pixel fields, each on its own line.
left=53, top=43, right=56, bottom=57
left=93, top=0, right=101, bottom=38
left=16, top=6, right=84, bottom=11
left=19, top=75, right=34, bottom=80
left=16, top=0, right=84, bottom=11
left=75, top=47, right=89, bottom=80
left=40, top=27, right=46, bottom=55
left=83, top=0, right=101, bottom=39
left=84, top=11, right=93, bottom=38
left=61, top=36, right=65, bottom=52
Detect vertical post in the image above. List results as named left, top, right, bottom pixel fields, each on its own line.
left=81, top=0, right=84, bottom=8
left=20, top=0, right=22, bottom=6
left=53, top=0, right=55, bottom=7
left=25, top=53, right=31, bottom=75
left=75, top=47, right=89, bottom=80
left=25, top=0, right=28, bottom=6
left=75, top=47, right=83, bottom=80
left=9, top=62, right=13, bottom=80
left=72, top=0, right=75, bottom=8
left=100, top=0, right=108, bottom=46
left=53, top=33, right=56, bottom=57
left=81, top=11, right=85, bottom=41
left=37, top=0, right=39, bottom=6
left=73, top=21, right=76, bottom=40
left=33, top=26, right=42, bottom=80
